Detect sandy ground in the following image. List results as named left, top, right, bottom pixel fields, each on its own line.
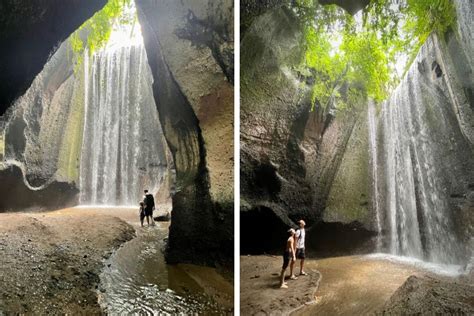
left=241, top=255, right=472, bottom=315
left=293, top=256, right=423, bottom=315
left=240, top=255, right=321, bottom=315
left=0, top=206, right=233, bottom=314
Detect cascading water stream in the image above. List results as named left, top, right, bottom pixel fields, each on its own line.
left=367, top=101, right=382, bottom=251
left=372, top=34, right=470, bottom=265
left=79, top=40, right=167, bottom=206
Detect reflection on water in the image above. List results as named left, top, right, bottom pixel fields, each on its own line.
left=98, top=223, right=230, bottom=314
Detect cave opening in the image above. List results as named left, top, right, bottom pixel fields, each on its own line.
left=1, top=0, right=175, bottom=209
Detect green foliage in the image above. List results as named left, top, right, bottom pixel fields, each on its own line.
left=341, top=31, right=390, bottom=102
left=403, top=0, right=456, bottom=55
left=70, top=0, right=134, bottom=69
left=296, top=0, right=457, bottom=112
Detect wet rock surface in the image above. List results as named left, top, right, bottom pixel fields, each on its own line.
left=374, top=23, right=474, bottom=263
left=0, top=208, right=135, bottom=314
left=0, top=164, right=78, bottom=212
left=378, top=275, right=474, bottom=315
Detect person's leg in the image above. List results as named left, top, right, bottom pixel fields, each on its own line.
left=140, top=216, right=144, bottom=227
left=146, top=215, right=150, bottom=226
left=299, top=248, right=306, bottom=275
left=300, top=259, right=305, bottom=275
left=280, top=268, right=288, bottom=288
left=289, top=259, right=297, bottom=279
left=280, top=253, right=289, bottom=288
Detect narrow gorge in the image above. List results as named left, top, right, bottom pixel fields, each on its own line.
left=241, top=0, right=473, bottom=313
left=0, top=0, right=234, bottom=313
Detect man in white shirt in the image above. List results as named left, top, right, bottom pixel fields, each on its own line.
left=291, top=219, right=307, bottom=277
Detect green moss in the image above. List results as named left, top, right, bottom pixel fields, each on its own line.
left=56, top=66, right=86, bottom=182
left=324, top=109, right=371, bottom=226
left=0, top=131, right=4, bottom=160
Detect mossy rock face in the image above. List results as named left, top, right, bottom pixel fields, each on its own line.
left=324, top=107, right=372, bottom=229
left=240, top=5, right=373, bottom=255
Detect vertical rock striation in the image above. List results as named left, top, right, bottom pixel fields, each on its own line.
left=240, top=6, right=374, bottom=253
left=135, top=0, right=234, bottom=265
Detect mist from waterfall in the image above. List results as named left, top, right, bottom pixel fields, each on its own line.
left=79, top=34, right=167, bottom=206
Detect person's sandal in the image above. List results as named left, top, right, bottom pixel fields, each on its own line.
left=289, top=275, right=298, bottom=280
left=300, top=271, right=307, bottom=276
left=280, top=284, right=288, bottom=289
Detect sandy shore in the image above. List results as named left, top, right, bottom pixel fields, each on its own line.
left=241, top=255, right=473, bottom=315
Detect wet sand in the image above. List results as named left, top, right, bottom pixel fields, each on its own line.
left=241, top=255, right=462, bottom=315
left=240, top=255, right=321, bottom=315
left=293, top=256, right=423, bottom=315
left=0, top=207, right=233, bottom=314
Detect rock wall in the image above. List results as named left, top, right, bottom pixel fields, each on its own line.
left=0, top=1, right=106, bottom=211
left=240, top=6, right=374, bottom=253
left=4, top=39, right=81, bottom=186
left=0, top=0, right=107, bottom=115
left=324, top=107, right=371, bottom=228
left=135, top=0, right=234, bottom=265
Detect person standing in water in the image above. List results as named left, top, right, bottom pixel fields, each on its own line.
left=292, top=219, right=307, bottom=277
left=280, top=228, right=296, bottom=289
left=143, top=189, right=155, bottom=226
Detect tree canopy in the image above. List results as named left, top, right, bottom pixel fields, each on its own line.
left=293, top=0, right=456, bottom=111
left=70, top=0, right=134, bottom=70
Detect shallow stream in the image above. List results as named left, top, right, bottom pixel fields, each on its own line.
left=98, top=220, right=232, bottom=314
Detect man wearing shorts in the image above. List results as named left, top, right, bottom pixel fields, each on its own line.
left=291, top=219, right=306, bottom=277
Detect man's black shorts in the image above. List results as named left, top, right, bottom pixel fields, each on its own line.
left=282, top=250, right=292, bottom=269
left=296, top=248, right=305, bottom=259
left=145, top=207, right=153, bottom=216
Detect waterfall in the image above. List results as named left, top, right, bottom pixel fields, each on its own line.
left=367, top=101, right=382, bottom=251
left=79, top=43, right=167, bottom=206
left=373, top=34, right=472, bottom=264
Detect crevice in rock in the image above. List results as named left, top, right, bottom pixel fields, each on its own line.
left=175, top=7, right=234, bottom=84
